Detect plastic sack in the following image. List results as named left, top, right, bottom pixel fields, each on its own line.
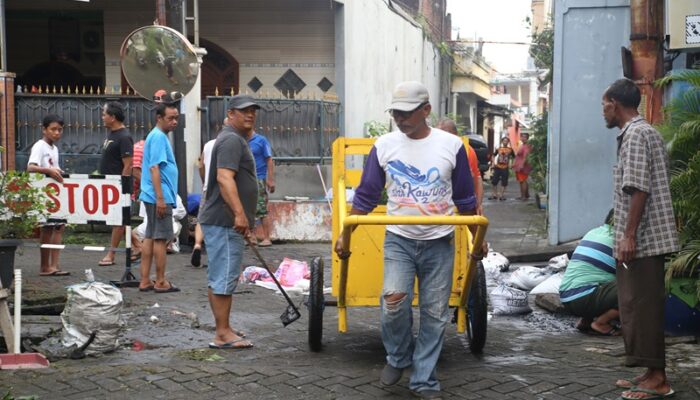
left=507, top=266, right=551, bottom=291
left=489, top=284, right=532, bottom=315
left=242, top=266, right=271, bottom=283
left=548, top=253, right=569, bottom=271
left=529, top=272, right=564, bottom=295
left=270, top=258, right=309, bottom=287
left=482, top=251, right=510, bottom=272
left=61, top=282, right=125, bottom=354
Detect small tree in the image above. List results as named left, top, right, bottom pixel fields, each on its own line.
left=527, top=112, right=548, bottom=194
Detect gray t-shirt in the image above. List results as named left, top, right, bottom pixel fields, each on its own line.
left=198, top=125, right=258, bottom=228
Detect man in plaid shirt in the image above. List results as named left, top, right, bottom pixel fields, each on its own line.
left=602, top=79, right=679, bottom=400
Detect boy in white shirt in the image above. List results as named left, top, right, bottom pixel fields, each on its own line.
left=27, top=114, right=68, bottom=276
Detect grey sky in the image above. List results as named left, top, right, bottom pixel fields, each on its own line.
left=447, top=0, right=532, bottom=73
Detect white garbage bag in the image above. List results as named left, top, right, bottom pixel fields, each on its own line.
left=489, top=284, right=532, bottom=315
left=529, top=272, right=565, bottom=295
left=548, top=253, right=569, bottom=271
left=482, top=251, right=510, bottom=272
left=61, top=282, right=125, bottom=354
left=506, top=266, right=551, bottom=291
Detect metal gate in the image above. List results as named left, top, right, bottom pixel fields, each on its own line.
left=202, top=96, right=341, bottom=163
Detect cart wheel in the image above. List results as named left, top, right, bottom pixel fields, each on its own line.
left=467, top=261, right=487, bottom=354
left=308, top=256, right=324, bottom=352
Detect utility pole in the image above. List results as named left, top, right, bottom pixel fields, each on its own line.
left=629, top=0, right=664, bottom=124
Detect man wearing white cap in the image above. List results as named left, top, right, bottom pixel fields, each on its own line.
left=335, top=81, right=479, bottom=399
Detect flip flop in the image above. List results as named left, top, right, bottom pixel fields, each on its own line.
left=154, top=283, right=181, bottom=293
left=98, top=259, right=116, bottom=266
left=39, top=270, right=71, bottom=276
left=616, top=377, right=644, bottom=389
left=208, top=338, right=254, bottom=350
left=231, top=329, right=246, bottom=338
left=190, top=247, right=202, bottom=267
left=619, top=387, right=675, bottom=400
left=139, top=281, right=156, bottom=292
left=589, top=326, right=621, bottom=336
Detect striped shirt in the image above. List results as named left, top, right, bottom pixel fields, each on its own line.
left=559, top=225, right=616, bottom=302
left=613, top=116, right=679, bottom=258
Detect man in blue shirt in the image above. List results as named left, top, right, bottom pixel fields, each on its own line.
left=139, top=103, right=180, bottom=293
left=246, top=123, right=275, bottom=247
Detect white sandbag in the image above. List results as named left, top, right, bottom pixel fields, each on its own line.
left=506, top=266, right=550, bottom=291
left=61, top=282, right=125, bottom=354
left=489, top=284, right=532, bottom=315
left=482, top=251, right=510, bottom=272
left=529, top=272, right=564, bottom=295
left=548, top=253, right=569, bottom=271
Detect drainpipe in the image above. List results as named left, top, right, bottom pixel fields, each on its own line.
left=156, top=0, right=167, bottom=25
left=0, top=0, right=6, bottom=72
left=629, top=0, right=664, bottom=123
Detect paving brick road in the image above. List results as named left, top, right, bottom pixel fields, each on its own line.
left=2, top=189, right=698, bottom=399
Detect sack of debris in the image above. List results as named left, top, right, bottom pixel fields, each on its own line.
left=61, top=282, right=125, bottom=355
left=507, top=266, right=551, bottom=291
left=547, top=253, right=569, bottom=272
left=529, top=272, right=564, bottom=295
left=489, top=284, right=532, bottom=315
left=482, top=251, right=510, bottom=272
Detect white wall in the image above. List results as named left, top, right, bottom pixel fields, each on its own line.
left=336, top=0, right=446, bottom=137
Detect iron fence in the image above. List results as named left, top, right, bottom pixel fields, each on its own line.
left=15, top=93, right=342, bottom=172
left=15, top=94, right=157, bottom=173
left=203, top=96, right=341, bottom=163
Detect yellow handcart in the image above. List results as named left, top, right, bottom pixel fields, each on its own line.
left=307, top=138, right=489, bottom=353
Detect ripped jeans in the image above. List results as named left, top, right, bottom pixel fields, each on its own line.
left=381, top=230, right=454, bottom=392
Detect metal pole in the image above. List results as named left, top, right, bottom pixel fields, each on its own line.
left=193, top=0, right=200, bottom=47
left=0, top=0, right=7, bottom=71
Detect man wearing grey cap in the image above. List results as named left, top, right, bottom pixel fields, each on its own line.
left=198, top=95, right=259, bottom=349
left=335, top=81, right=479, bottom=399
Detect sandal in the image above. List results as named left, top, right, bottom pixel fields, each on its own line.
left=154, top=282, right=181, bottom=293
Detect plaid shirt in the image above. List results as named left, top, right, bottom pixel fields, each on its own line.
left=613, top=116, right=679, bottom=258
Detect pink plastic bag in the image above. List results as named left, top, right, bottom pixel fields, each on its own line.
left=271, top=258, right=309, bottom=287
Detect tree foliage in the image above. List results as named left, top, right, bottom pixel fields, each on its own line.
left=656, top=69, right=700, bottom=300
left=527, top=18, right=554, bottom=87
left=527, top=111, right=548, bottom=194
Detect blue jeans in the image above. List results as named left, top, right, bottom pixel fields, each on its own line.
left=201, top=224, right=244, bottom=295
left=381, top=231, right=455, bottom=392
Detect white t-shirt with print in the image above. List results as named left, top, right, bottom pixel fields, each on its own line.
left=375, top=129, right=463, bottom=240
left=27, top=139, right=60, bottom=170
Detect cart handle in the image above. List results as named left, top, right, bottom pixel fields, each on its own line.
left=335, top=177, right=488, bottom=332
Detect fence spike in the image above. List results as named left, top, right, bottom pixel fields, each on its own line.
left=126, top=87, right=130, bottom=95
left=96, top=87, right=101, bottom=95
left=74, top=85, right=79, bottom=94
left=59, top=86, right=64, bottom=94
left=230, top=87, right=234, bottom=96
left=51, top=85, right=56, bottom=94
left=214, top=87, right=219, bottom=96
left=89, top=86, right=93, bottom=95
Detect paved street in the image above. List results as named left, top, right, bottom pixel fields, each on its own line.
left=2, top=188, right=698, bottom=399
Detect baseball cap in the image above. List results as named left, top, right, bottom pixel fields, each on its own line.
left=228, top=94, right=261, bottom=110
left=388, top=81, right=430, bottom=112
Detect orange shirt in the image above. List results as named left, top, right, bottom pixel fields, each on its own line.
left=467, top=144, right=480, bottom=179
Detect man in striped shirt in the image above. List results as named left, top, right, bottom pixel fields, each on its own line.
left=559, top=212, right=619, bottom=336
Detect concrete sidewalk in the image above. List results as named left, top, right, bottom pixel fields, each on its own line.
left=482, top=184, right=575, bottom=262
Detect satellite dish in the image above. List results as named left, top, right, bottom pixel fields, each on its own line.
left=120, top=25, right=199, bottom=103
